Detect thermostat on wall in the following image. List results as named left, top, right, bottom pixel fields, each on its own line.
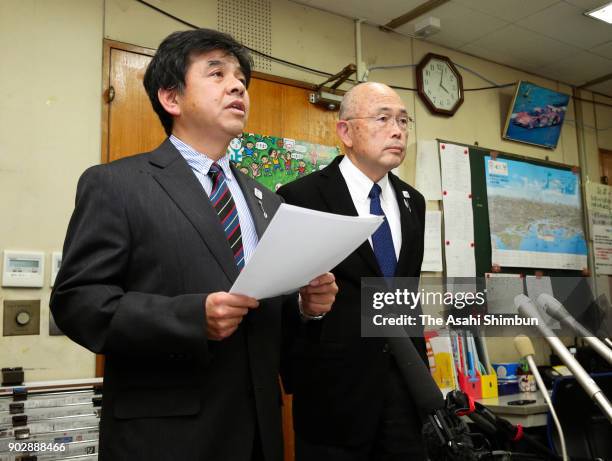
left=50, top=251, right=62, bottom=287
left=2, top=250, right=45, bottom=288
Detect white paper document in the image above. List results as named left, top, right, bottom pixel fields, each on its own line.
left=485, top=273, right=524, bottom=314
left=442, top=196, right=474, bottom=242
left=230, top=203, right=383, bottom=299
left=586, top=183, right=612, bottom=275
left=445, top=239, right=476, bottom=277
left=439, top=142, right=471, bottom=195
left=415, top=140, right=442, bottom=200
left=423, top=211, right=443, bottom=272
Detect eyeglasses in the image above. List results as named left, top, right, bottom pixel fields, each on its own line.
left=342, top=113, right=414, bottom=131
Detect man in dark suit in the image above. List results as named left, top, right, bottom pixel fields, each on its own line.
left=50, top=29, right=337, bottom=461
left=278, top=82, right=428, bottom=461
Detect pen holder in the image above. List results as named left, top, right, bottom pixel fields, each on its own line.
left=480, top=367, right=498, bottom=399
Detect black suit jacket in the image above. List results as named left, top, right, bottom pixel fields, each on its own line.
left=51, top=139, right=293, bottom=461
left=277, top=155, right=427, bottom=447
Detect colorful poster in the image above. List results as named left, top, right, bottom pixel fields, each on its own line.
left=502, top=81, right=570, bottom=149
left=485, top=156, right=588, bottom=270
left=226, top=133, right=340, bottom=191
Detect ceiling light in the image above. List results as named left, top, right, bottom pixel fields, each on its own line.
left=585, top=1, right=612, bottom=24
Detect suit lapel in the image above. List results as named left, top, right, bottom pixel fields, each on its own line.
left=148, top=140, right=239, bottom=283
left=320, top=156, right=382, bottom=276
left=231, top=164, right=269, bottom=239
left=390, top=174, right=420, bottom=276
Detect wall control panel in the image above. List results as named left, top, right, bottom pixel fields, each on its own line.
left=2, top=250, right=45, bottom=287
left=50, top=251, right=62, bottom=287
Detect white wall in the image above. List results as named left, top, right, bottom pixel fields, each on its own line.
left=0, top=0, right=104, bottom=380
left=1, top=0, right=610, bottom=380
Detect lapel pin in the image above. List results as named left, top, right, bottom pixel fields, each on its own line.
left=258, top=200, right=268, bottom=219
left=254, top=188, right=267, bottom=218
left=402, top=191, right=412, bottom=213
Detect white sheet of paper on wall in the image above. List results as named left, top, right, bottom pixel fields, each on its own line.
left=416, top=140, right=442, bottom=200
left=423, top=211, right=443, bottom=272
left=485, top=273, right=524, bottom=314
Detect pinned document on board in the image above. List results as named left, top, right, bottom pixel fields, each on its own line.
left=230, top=204, right=383, bottom=299
left=440, top=142, right=476, bottom=277
left=415, top=140, right=442, bottom=200
left=423, top=211, right=443, bottom=272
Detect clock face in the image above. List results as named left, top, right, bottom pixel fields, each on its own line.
left=417, top=54, right=464, bottom=116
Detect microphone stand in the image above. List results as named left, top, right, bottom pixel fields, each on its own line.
left=537, top=294, right=612, bottom=366
left=515, top=295, right=612, bottom=423
left=524, top=353, right=567, bottom=461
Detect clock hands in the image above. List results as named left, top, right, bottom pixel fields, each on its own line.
left=439, top=67, right=450, bottom=94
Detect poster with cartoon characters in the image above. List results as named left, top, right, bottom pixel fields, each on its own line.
left=226, top=133, right=340, bottom=191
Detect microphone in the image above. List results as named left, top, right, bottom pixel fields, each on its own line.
left=537, top=293, right=612, bottom=366
left=514, top=294, right=612, bottom=423
left=514, top=335, right=568, bottom=461
left=388, top=336, right=445, bottom=412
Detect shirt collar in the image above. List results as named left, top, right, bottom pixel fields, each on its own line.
left=339, top=155, right=391, bottom=202
left=169, top=135, right=233, bottom=179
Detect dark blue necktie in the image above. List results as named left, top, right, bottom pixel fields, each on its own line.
left=369, top=183, right=397, bottom=278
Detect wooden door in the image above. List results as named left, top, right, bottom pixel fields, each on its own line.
left=600, top=148, right=612, bottom=185
left=102, top=41, right=166, bottom=163
left=101, top=39, right=339, bottom=461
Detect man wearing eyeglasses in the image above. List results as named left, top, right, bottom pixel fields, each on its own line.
left=277, top=82, right=427, bottom=460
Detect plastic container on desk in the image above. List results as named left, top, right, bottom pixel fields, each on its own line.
left=480, top=366, right=498, bottom=399
left=497, top=380, right=520, bottom=396
left=457, top=370, right=482, bottom=400
left=492, top=362, right=520, bottom=380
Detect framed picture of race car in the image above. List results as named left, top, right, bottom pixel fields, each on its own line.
left=502, top=81, right=570, bottom=149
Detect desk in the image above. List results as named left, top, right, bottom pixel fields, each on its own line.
left=477, top=392, right=549, bottom=427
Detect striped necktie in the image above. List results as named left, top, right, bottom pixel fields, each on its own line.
left=208, top=163, right=245, bottom=270
left=369, top=183, right=397, bottom=278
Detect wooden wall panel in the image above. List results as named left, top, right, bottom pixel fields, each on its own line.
left=246, top=77, right=339, bottom=149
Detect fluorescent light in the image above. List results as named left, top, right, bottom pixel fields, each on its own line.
left=585, top=1, right=612, bottom=24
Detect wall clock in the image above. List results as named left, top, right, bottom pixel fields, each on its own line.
left=416, top=53, right=464, bottom=116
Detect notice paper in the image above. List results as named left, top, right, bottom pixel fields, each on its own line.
left=439, top=142, right=471, bottom=195
left=485, top=273, right=523, bottom=314
left=586, top=182, right=612, bottom=275
left=439, top=142, right=476, bottom=277
left=230, top=203, right=383, bottom=299
left=423, top=211, right=443, bottom=272
left=415, top=140, right=442, bottom=200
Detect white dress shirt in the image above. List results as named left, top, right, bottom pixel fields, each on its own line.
left=339, top=156, right=402, bottom=259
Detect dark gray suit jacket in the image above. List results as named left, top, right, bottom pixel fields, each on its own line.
left=51, top=139, right=294, bottom=461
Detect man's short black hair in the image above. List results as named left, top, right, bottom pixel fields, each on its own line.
left=143, top=28, right=252, bottom=136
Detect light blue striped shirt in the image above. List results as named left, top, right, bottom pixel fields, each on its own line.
left=169, top=135, right=259, bottom=265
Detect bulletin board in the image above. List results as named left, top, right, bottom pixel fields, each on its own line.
left=435, top=140, right=605, bottom=332
left=438, top=140, right=588, bottom=278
